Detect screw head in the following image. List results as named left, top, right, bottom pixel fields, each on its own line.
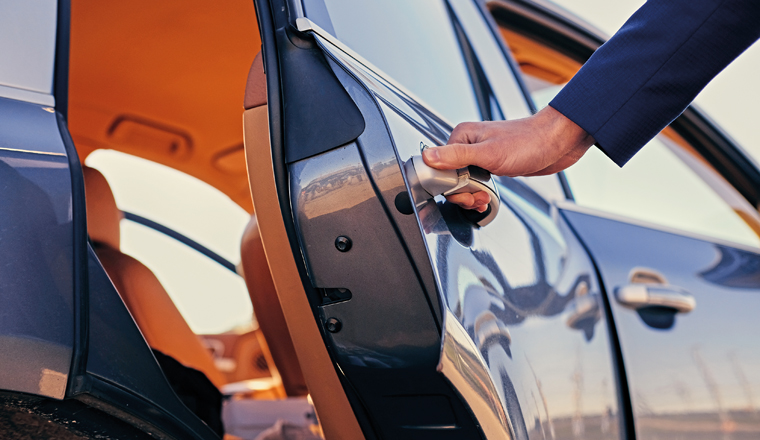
left=335, top=236, right=352, bottom=252
left=325, top=317, right=342, bottom=333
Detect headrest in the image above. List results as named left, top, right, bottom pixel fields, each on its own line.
left=82, top=165, right=122, bottom=249
left=243, top=51, right=267, bottom=109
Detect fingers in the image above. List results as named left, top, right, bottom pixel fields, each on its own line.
left=445, top=191, right=491, bottom=212
left=422, top=142, right=483, bottom=170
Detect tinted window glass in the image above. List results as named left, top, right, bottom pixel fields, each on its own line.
left=565, top=137, right=760, bottom=248
left=317, top=0, right=481, bottom=125
left=496, top=23, right=760, bottom=248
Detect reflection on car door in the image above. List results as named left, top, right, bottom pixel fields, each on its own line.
left=563, top=207, right=760, bottom=439
left=251, top=1, right=623, bottom=438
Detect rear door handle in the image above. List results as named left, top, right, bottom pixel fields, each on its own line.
left=614, top=284, right=696, bottom=314
left=404, top=155, right=499, bottom=227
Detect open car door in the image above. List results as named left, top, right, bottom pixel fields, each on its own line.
left=247, top=1, right=622, bottom=439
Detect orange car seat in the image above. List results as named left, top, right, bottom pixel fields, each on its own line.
left=82, top=165, right=227, bottom=388
left=240, top=216, right=308, bottom=396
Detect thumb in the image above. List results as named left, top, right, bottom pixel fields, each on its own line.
left=422, top=143, right=483, bottom=170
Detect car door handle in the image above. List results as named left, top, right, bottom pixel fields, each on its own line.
left=614, top=284, right=696, bottom=313
left=404, top=155, right=499, bottom=227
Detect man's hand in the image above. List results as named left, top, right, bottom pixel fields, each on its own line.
left=422, top=105, right=595, bottom=210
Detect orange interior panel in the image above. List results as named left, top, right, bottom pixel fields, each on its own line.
left=68, top=0, right=260, bottom=212
left=499, top=27, right=581, bottom=85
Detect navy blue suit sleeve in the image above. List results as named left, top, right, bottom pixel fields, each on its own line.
left=549, top=0, right=760, bottom=166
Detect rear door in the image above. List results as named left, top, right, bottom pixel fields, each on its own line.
left=560, top=132, right=760, bottom=440
left=251, top=1, right=621, bottom=439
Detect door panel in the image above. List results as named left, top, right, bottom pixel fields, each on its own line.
left=272, top=16, right=622, bottom=440
left=563, top=207, right=760, bottom=439
left=384, top=103, right=622, bottom=440
left=0, top=97, right=74, bottom=400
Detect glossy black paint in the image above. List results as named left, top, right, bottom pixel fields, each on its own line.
left=254, top=0, right=387, bottom=435
left=288, top=75, right=484, bottom=438
left=0, top=97, right=74, bottom=399
left=563, top=209, right=760, bottom=439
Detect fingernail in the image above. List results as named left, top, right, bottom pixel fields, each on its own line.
left=423, top=149, right=439, bottom=163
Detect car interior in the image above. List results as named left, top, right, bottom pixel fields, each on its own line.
left=67, top=0, right=323, bottom=438
left=66, top=0, right=760, bottom=438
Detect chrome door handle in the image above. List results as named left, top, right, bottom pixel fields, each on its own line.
left=404, top=155, right=500, bottom=227
left=614, top=284, right=696, bottom=314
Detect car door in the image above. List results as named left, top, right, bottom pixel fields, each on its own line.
left=250, top=1, right=621, bottom=439
left=559, top=133, right=760, bottom=440
left=488, top=2, right=760, bottom=438
left=0, top=0, right=77, bottom=405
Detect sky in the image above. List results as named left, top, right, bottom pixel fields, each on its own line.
left=550, top=0, right=760, bottom=164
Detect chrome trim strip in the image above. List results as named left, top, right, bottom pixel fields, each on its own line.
left=0, top=146, right=65, bottom=157
left=438, top=308, right=513, bottom=439
left=447, top=0, right=532, bottom=119
left=0, top=84, right=55, bottom=106
left=557, top=201, right=760, bottom=254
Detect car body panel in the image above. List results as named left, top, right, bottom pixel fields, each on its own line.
left=562, top=206, right=760, bottom=439
left=2, top=0, right=760, bottom=439
left=0, top=97, right=73, bottom=399
left=285, top=11, right=623, bottom=439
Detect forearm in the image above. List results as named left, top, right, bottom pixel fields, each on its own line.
left=551, top=0, right=760, bottom=166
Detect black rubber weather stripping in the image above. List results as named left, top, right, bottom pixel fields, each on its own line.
left=122, top=211, right=237, bottom=274
left=473, top=0, right=538, bottom=114
left=57, top=113, right=90, bottom=396
left=55, top=0, right=71, bottom=120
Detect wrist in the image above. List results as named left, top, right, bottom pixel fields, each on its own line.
left=541, top=105, right=595, bottom=153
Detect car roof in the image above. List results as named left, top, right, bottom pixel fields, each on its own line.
left=68, top=0, right=260, bottom=212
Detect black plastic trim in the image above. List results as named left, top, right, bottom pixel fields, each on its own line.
left=274, top=26, right=365, bottom=163
left=57, top=113, right=90, bottom=397
left=448, top=3, right=499, bottom=122
left=473, top=0, right=538, bottom=115
left=122, top=211, right=237, bottom=274
left=54, top=0, right=71, bottom=120
left=671, top=109, right=760, bottom=208
left=78, top=375, right=211, bottom=440
left=256, top=0, right=337, bottom=329
left=557, top=170, right=574, bottom=200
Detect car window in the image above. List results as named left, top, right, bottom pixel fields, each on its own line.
left=86, top=150, right=254, bottom=334
left=496, top=22, right=760, bottom=248
left=566, top=135, right=760, bottom=248
left=314, top=0, right=482, bottom=125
